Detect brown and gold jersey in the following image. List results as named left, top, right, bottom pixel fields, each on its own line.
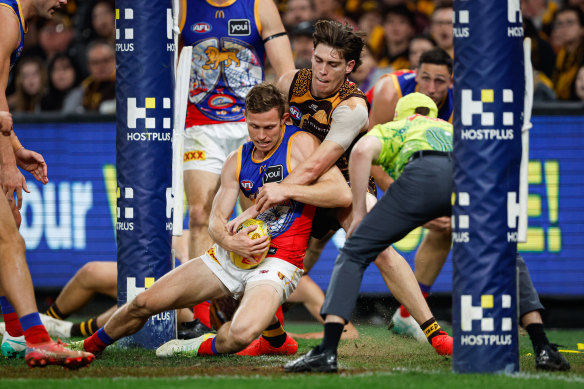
left=287, top=69, right=376, bottom=193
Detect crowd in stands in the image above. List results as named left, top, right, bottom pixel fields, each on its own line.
left=8, top=0, right=584, bottom=115
left=7, top=0, right=115, bottom=114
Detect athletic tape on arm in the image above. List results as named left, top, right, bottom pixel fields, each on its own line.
left=326, top=104, right=369, bottom=151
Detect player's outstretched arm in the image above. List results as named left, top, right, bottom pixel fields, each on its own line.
left=346, top=135, right=382, bottom=237
left=255, top=132, right=352, bottom=212
left=209, top=151, right=269, bottom=259
left=259, top=0, right=295, bottom=79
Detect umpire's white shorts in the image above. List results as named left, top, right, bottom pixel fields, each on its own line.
left=183, top=122, right=248, bottom=174
left=201, top=244, right=303, bottom=303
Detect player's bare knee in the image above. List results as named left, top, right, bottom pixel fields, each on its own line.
left=188, top=204, right=210, bottom=228
left=374, top=248, right=400, bottom=272
left=129, top=293, right=156, bottom=319
left=77, top=262, right=103, bottom=286
left=10, top=233, right=26, bottom=258
left=229, top=322, right=260, bottom=349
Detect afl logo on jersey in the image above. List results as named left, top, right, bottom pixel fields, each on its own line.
left=209, top=94, right=236, bottom=109
left=289, top=106, right=302, bottom=120
left=192, top=22, right=212, bottom=33
left=228, top=19, right=251, bottom=36
left=241, top=180, right=253, bottom=190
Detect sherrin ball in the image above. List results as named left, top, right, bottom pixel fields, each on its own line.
left=230, top=218, right=271, bottom=269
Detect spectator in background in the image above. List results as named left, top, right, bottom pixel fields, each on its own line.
left=575, top=65, right=584, bottom=100
left=77, top=40, right=115, bottom=114
left=522, top=0, right=557, bottom=79
left=551, top=6, right=584, bottom=100
left=358, top=1, right=385, bottom=59
left=41, top=53, right=83, bottom=112
left=290, top=21, right=315, bottom=69
left=349, top=45, right=392, bottom=93
left=7, top=57, right=47, bottom=113
left=38, top=13, right=75, bottom=62
left=378, top=0, right=430, bottom=34
left=282, top=0, right=315, bottom=31
left=91, top=0, right=115, bottom=44
left=313, top=0, right=357, bottom=27
left=430, top=4, right=454, bottom=58
left=358, top=1, right=383, bottom=36
left=408, top=34, right=436, bottom=69
left=567, top=0, right=584, bottom=15
left=378, top=4, right=416, bottom=70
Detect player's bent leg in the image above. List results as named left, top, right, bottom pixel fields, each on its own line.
left=184, top=170, right=220, bottom=258
left=414, top=229, right=451, bottom=286
left=218, top=283, right=282, bottom=353
left=79, top=258, right=227, bottom=356
left=373, top=247, right=451, bottom=354
left=48, top=261, right=117, bottom=322
left=107, top=258, right=226, bottom=340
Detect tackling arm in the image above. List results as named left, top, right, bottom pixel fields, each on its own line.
left=255, top=132, right=352, bottom=212
left=284, top=97, right=369, bottom=185
left=209, top=152, right=270, bottom=258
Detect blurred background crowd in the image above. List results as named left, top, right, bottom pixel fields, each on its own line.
left=7, top=0, right=584, bottom=116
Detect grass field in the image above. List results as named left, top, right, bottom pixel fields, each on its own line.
left=1, top=322, right=582, bottom=388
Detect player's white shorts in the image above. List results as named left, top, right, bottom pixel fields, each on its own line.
left=201, top=244, right=303, bottom=303
left=183, top=122, right=248, bottom=174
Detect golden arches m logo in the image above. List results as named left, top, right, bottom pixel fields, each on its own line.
left=215, top=10, right=225, bottom=18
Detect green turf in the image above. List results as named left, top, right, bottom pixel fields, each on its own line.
left=1, top=323, right=582, bottom=388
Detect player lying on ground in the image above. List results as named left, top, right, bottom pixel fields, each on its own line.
left=70, top=83, right=351, bottom=357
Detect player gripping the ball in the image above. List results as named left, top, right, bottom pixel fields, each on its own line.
left=71, top=83, right=351, bottom=357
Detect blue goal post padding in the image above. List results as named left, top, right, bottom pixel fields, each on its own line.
left=116, top=0, right=176, bottom=349
left=451, top=0, right=524, bottom=372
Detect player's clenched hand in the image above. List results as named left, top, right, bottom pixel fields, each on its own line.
left=255, top=182, right=290, bottom=213
left=226, top=206, right=260, bottom=234
left=15, top=148, right=48, bottom=184
left=228, top=224, right=270, bottom=259
left=423, top=216, right=451, bottom=232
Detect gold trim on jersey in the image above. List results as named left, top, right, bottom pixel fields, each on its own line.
left=286, top=131, right=303, bottom=174
left=179, top=0, right=187, bottom=31
left=254, top=0, right=261, bottom=37
left=15, top=0, right=26, bottom=32
left=236, top=145, right=243, bottom=182
left=207, top=0, right=237, bottom=8
left=391, top=73, right=403, bottom=99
